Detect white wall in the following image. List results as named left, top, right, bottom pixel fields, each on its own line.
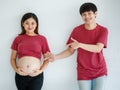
left=0, top=0, right=120, bottom=90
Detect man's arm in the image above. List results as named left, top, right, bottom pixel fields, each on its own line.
left=68, top=38, right=104, bottom=53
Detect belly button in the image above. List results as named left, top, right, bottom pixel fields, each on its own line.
left=27, top=65, right=29, bottom=68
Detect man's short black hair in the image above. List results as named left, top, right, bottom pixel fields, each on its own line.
left=79, top=2, right=97, bottom=15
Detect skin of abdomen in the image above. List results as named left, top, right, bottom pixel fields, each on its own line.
left=17, top=56, right=41, bottom=74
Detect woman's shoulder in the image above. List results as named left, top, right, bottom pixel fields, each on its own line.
left=13, top=34, right=26, bottom=41
left=11, top=35, right=23, bottom=43
left=14, top=34, right=23, bottom=39
left=37, top=34, right=47, bottom=40
left=37, top=34, right=45, bottom=38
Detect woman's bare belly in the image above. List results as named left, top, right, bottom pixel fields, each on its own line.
left=17, top=56, right=41, bottom=74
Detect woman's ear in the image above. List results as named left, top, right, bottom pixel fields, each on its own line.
left=22, top=22, right=24, bottom=27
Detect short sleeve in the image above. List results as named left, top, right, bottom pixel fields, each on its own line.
left=97, top=28, right=108, bottom=48
left=66, top=29, right=76, bottom=45
left=11, top=37, right=18, bottom=51
left=41, top=37, right=50, bottom=54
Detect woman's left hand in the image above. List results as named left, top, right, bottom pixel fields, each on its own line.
left=29, top=69, right=42, bottom=77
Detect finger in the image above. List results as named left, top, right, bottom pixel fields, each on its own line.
left=44, top=51, right=50, bottom=56
left=71, top=37, right=77, bottom=42
left=67, top=42, right=75, bottom=47
left=49, top=58, right=54, bottom=62
left=44, top=57, right=50, bottom=60
left=44, top=52, right=51, bottom=60
left=67, top=43, right=71, bottom=47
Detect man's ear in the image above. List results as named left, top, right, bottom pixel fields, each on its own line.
left=95, top=11, right=97, bottom=18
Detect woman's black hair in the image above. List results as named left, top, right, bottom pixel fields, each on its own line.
left=19, top=12, right=39, bottom=35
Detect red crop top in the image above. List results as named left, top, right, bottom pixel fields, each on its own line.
left=11, top=34, right=50, bottom=59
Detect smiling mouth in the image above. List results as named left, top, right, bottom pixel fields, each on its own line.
left=85, top=18, right=91, bottom=21
left=28, top=28, right=33, bottom=30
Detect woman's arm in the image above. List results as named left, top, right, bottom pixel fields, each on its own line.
left=10, top=50, right=18, bottom=72
left=39, top=52, right=50, bottom=72
left=10, top=50, right=27, bottom=76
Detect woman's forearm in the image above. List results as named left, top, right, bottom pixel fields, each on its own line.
left=10, top=58, right=18, bottom=72
left=10, top=50, right=18, bottom=72
left=40, top=60, right=49, bottom=72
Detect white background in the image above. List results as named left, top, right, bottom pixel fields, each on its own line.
left=0, top=0, right=120, bottom=90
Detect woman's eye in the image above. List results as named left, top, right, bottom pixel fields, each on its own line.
left=25, top=22, right=29, bottom=25
left=32, top=22, right=35, bottom=25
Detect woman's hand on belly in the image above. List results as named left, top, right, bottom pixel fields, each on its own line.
left=28, top=69, right=42, bottom=77
left=16, top=68, right=28, bottom=76
left=17, top=56, right=41, bottom=76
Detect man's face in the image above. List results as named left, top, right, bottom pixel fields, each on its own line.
left=81, top=11, right=97, bottom=25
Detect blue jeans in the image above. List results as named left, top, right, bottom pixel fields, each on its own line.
left=78, top=76, right=106, bottom=90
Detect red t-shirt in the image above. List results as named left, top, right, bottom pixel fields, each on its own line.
left=67, top=24, right=108, bottom=80
left=11, top=34, right=50, bottom=59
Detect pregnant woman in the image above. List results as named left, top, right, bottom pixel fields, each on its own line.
left=10, top=12, right=50, bottom=90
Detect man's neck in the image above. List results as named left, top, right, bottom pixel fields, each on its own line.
left=85, top=22, right=97, bottom=30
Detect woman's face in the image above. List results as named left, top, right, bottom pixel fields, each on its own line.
left=81, top=11, right=97, bottom=25
left=22, top=18, right=37, bottom=34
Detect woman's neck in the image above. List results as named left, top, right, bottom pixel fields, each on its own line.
left=85, top=22, right=97, bottom=30
left=26, top=32, right=37, bottom=36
